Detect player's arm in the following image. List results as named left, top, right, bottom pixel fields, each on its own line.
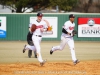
left=62, top=26, right=77, bottom=36
left=62, top=23, right=71, bottom=35
left=62, top=28, right=71, bottom=35
left=41, top=21, right=48, bottom=32
left=43, top=19, right=50, bottom=31
left=43, top=19, right=50, bottom=27
left=42, top=26, right=48, bottom=32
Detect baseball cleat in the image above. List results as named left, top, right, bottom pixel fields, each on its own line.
left=50, top=50, right=53, bottom=55
left=34, top=54, right=37, bottom=58
left=34, top=51, right=37, bottom=58
left=73, top=59, right=80, bottom=65
left=40, top=60, right=46, bottom=66
left=23, top=45, right=26, bottom=53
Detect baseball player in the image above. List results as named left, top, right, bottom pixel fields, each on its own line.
left=23, top=15, right=50, bottom=58
left=23, top=12, right=48, bottom=66
left=50, top=14, right=79, bottom=65
left=26, top=19, right=50, bottom=58
left=27, top=31, right=37, bottom=58
left=23, top=23, right=37, bottom=58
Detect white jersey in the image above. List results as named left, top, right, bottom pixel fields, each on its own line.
left=62, top=20, right=75, bottom=37
left=30, top=20, right=47, bottom=35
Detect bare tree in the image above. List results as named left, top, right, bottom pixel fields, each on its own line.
left=84, top=0, right=93, bottom=13
left=73, top=0, right=100, bottom=13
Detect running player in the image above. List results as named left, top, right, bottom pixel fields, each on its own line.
left=50, top=14, right=79, bottom=65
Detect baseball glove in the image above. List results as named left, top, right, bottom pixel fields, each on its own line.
left=31, top=24, right=36, bottom=32
left=72, top=30, right=77, bottom=36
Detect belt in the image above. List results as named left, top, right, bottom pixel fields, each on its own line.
left=35, top=35, right=42, bottom=37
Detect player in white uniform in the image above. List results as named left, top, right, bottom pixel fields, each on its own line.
left=26, top=23, right=37, bottom=58
left=23, top=12, right=48, bottom=66
left=50, top=14, right=79, bottom=65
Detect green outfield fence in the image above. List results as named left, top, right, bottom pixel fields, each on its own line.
left=0, top=13, right=100, bottom=41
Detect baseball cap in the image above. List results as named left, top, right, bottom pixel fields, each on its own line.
left=69, top=14, right=75, bottom=18
left=37, top=12, right=43, bottom=17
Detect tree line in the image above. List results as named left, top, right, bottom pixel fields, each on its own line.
left=0, top=0, right=100, bottom=13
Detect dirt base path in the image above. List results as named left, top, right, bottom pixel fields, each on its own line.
left=0, top=61, right=100, bottom=75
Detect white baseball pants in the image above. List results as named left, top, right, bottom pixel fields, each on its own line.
left=52, top=36, right=77, bottom=61
left=25, top=35, right=43, bottom=62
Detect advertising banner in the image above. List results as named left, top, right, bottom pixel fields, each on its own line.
left=78, top=18, right=100, bottom=37
left=0, top=17, right=6, bottom=38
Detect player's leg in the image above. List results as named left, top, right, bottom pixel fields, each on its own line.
left=50, top=36, right=67, bottom=54
left=28, top=50, right=32, bottom=58
left=28, top=40, right=37, bottom=58
left=29, top=41, right=37, bottom=58
left=67, top=37, right=79, bottom=65
left=33, top=50, right=37, bottom=58
left=23, top=45, right=38, bottom=58
left=23, top=45, right=36, bottom=53
left=32, top=35, right=46, bottom=66
left=33, top=36, right=43, bottom=62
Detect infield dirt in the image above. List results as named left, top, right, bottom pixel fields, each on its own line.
left=0, top=41, right=100, bottom=75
